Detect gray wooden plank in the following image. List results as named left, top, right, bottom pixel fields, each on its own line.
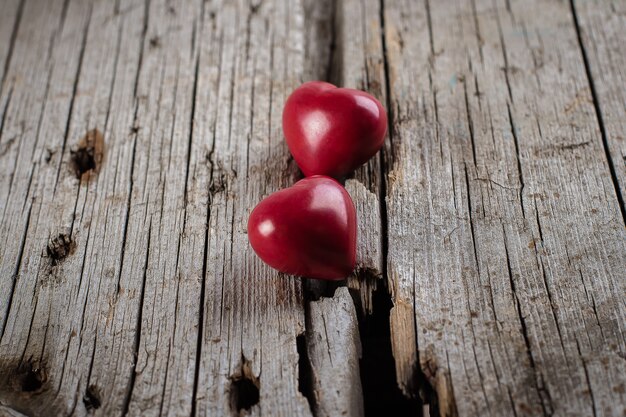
left=335, top=0, right=388, bottom=314
left=572, top=0, right=626, bottom=222
left=0, top=0, right=24, bottom=93
left=2, top=0, right=624, bottom=416
left=568, top=0, right=626, bottom=414
left=192, top=1, right=311, bottom=415
left=306, top=287, right=364, bottom=417
left=377, top=0, right=626, bottom=415
left=0, top=0, right=362, bottom=416
left=1, top=0, right=149, bottom=415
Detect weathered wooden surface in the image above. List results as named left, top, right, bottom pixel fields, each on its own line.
left=377, top=0, right=626, bottom=415
left=305, top=287, right=363, bottom=417
left=573, top=0, right=626, bottom=211
left=0, top=1, right=625, bottom=417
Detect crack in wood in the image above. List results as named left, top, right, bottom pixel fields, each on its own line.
left=0, top=0, right=24, bottom=93
left=1, top=1, right=625, bottom=416
left=569, top=0, right=626, bottom=225
left=229, top=356, right=260, bottom=415
left=83, top=384, right=102, bottom=411
left=121, top=221, right=151, bottom=416
left=53, top=4, right=93, bottom=194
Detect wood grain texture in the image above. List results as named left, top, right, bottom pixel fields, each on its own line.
left=0, top=0, right=361, bottom=416
left=572, top=0, right=626, bottom=219
left=335, top=0, right=387, bottom=315
left=305, top=287, right=363, bottom=417
left=1, top=0, right=625, bottom=416
left=378, top=0, right=626, bottom=415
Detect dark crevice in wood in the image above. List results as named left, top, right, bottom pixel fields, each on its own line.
left=229, top=357, right=260, bottom=415
left=378, top=0, right=391, bottom=288
left=183, top=52, right=200, bottom=210
left=121, top=221, right=151, bottom=416
left=116, top=104, right=142, bottom=294
left=464, top=164, right=483, bottom=287
left=46, top=233, right=76, bottom=265
left=442, top=351, right=460, bottom=417
left=304, top=0, right=331, bottom=83
left=347, top=267, right=380, bottom=315
left=0, top=202, right=32, bottom=341
left=244, top=3, right=255, bottom=64
left=463, top=76, right=478, bottom=165
left=190, top=155, right=213, bottom=417
left=20, top=172, right=35, bottom=222
left=296, top=333, right=316, bottom=413
left=299, top=272, right=336, bottom=412
left=83, top=384, right=102, bottom=411
left=67, top=184, right=80, bottom=242
left=501, top=226, right=552, bottom=417
left=0, top=87, right=13, bottom=155
left=53, top=4, right=93, bottom=194
left=569, top=0, right=626, bottom=225
left=575, top=339, right=598, bottom=417
left=133, top=0, right=151, bottom=99
left=532, top=206, right=568, bottom=358
left=473, top=74, right=482, bottom=112
left=494, top=6, right=513, bottom=103
left=56, top=326, right=80, bottom=404
left=358, top=278, right=423, bottom=417
left=226, top=41, right=237, bottom=148
left=359, top=0, right=371, bottom=90
left=507, top=103, right=526, bottom=219
left=0, top=0, right=25, bottom=94
left=20, top=361, right=48, bottom=393
left=305, top=278, right=344, bottom=302
left=75, top=222, right=93, bottom=336
left=424, top=0, right=435, bottom=57
left=103, top=16, right=124, bottom=136
left=245, top=58, right=256, bottom=182
left=148, top=35, right=160, bottom=49
left=78, top=239, right=97, bottom=368
left=0, top=359, right=49, bottom=408
left=469, top=0, right=484, bottom=63
left=431, top=75, right=442, bottom=165
left=533, top=197, right=545, bottom=243
left=506, top=387, right=520, bottom=417
left=538, top=258, right=568, bottom=357
left=78, top=332, right=98, bottom=413
left=578, top=270, right=605, bottom=340
left=165, top=62, right=181, bottom=171
left=38, top=303, right=53, bottom=367
left=18, top=294, right=39, bottom=366
left=158, top=344, right=172, bottom=417
left=325, top=0, right=338, bottom=83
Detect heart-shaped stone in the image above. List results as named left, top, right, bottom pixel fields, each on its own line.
left=282, top=81, right=387, bottom=179
left=247, top=176, right=357, bottom=280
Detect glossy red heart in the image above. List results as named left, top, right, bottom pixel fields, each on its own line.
left=283, top=81, right=387, bottom=179
left=247, top=176, right=357, bottom=280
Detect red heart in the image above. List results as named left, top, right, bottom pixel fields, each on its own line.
left=247, top=176, right=357, bottom=280
left=282, top=81, right=387, bottom=178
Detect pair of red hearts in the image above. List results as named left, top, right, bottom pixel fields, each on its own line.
left=247, top=82, right=387, bottom=280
